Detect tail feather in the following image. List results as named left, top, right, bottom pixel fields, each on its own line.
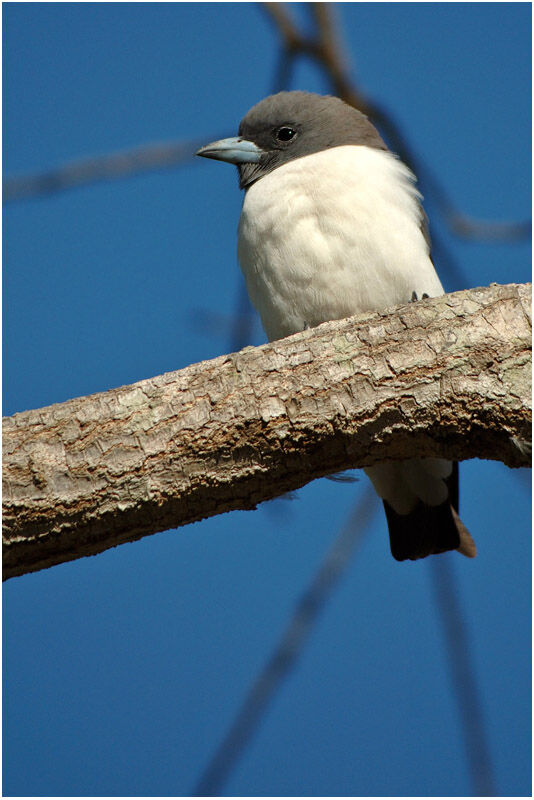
left=384, top=462, right=476, bottom=561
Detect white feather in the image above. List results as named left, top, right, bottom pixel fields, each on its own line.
left=238, top=145, right=443, bottom=340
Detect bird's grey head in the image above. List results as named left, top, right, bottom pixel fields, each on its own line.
left=196, top=91, right=387, bottom=189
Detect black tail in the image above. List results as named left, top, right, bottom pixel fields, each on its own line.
left=384, top=463, right=476, bottom=561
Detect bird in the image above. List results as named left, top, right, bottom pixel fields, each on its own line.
left=196, top=90, right=476, bottom=562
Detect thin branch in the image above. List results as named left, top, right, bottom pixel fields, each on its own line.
left=431, top=557, right=496, bottom=795
left=262, top=2, right=531, bottom=243
left=193, top=486, right=377, bottom=796
left=263, top=3, right=364, bottom=107
left=3, top=137, right=209, bottom=202
left=3, top=283, right=531, bottom=580
left=4, top=4, right=529, bottom=241
left=442, top=212, right=531, bottom=242
left=263, top=2, right=302, bottom=51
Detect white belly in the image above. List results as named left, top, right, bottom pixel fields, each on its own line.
left=238, top=145, right=450, bottom=515
left=237, top=145, right=443, bottom=341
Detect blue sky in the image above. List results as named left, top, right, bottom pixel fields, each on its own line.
left=3, top=3, right=531, bottom=797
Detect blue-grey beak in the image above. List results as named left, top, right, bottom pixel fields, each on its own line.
left=196, top=137, right=263, bottom=165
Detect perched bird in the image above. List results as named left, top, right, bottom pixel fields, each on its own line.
left=197, top=90, right=475, bottom=561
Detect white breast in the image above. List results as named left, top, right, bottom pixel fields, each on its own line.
left=237, top=145, right=443, bottom=341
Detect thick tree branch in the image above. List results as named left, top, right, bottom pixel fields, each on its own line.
left=3, top=283, right=531, bottom=580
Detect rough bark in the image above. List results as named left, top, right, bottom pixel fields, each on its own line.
left=3, top=282, right=531, bottom=580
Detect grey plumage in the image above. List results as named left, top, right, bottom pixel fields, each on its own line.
left=236, top=91, right=387, bottom=189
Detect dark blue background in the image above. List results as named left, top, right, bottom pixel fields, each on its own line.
left=3, top=3, right=531, bottom=796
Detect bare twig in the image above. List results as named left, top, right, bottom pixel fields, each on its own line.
left=430, top=557, right=496, bottom=796
left=3, top=137, right=209, bottom=202
left=4, top=4, right=529, bottom=241
left=193, top=487, right=377, bottom=796
left=262, top=2, right=531, bottom=243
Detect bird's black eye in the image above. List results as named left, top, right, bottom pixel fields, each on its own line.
left=275, top=126, right=297, bottom=143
